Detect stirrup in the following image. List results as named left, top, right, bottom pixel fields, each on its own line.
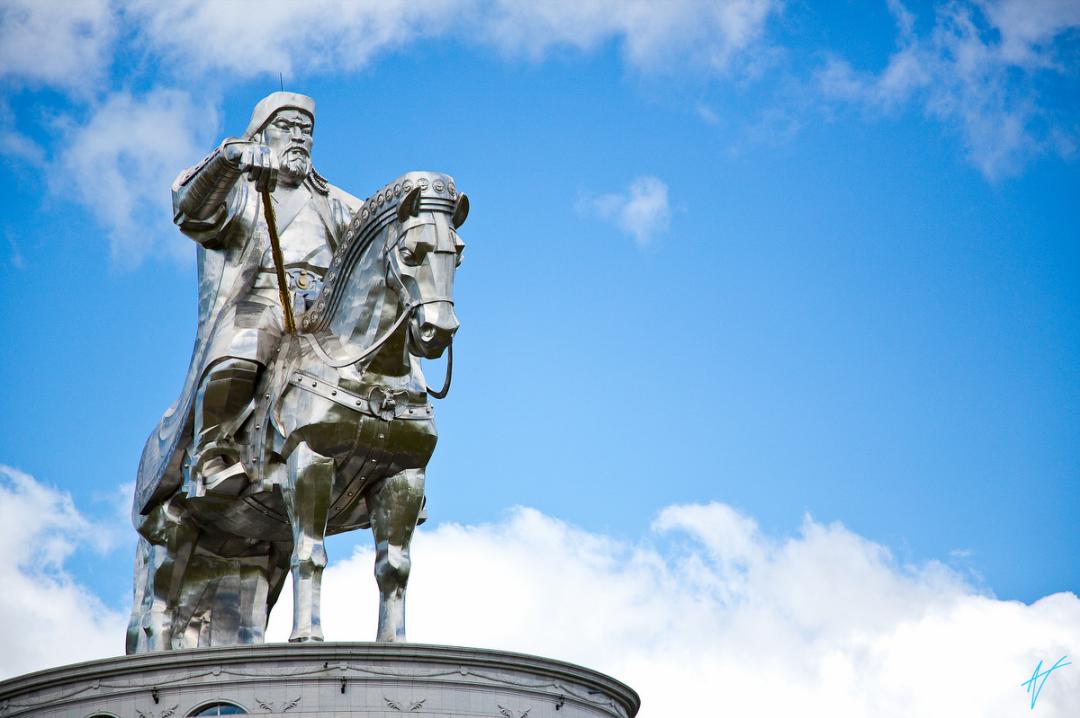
left=188, top=441, right=248, bottom=498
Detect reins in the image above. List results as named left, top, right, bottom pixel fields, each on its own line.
left=426, top=343, right=452, bottom=399
left=299, top=206, right=456, bottom=400
left=302, top=297, right=454, bottom=398
left=302, top=252, right=455, bottom=398
left=303, top=303, right=414, bottom=368
left=302, top=304, right=454, bottom=399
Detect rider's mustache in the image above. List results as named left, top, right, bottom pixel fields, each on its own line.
left=279, top=150, right=310, bottom=180
left=281, top=145, right=309, bottom=158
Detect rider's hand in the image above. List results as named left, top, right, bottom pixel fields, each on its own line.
left=223, top=140, right=278, bottom=193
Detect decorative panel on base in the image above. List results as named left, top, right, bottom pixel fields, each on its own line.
left=0, top=643, right=639, bottom=718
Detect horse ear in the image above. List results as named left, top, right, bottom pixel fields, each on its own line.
left=397, top=186, right=423, bottom=223
left=451, top=193, right=470, bottom=229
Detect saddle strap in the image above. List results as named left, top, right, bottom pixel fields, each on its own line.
left=217, top=396, right=257, bottom=443
left=288, top=370, right=433, bottom=421
left=303, top=308, right=412, bottom=367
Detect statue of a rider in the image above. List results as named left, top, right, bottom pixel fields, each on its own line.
left=127, top=92, right=361, bottom=653
left=135, top=92, right=360, bottom=512
left=129, top=90, right=470, bottom=653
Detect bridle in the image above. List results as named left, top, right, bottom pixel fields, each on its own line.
left=302, top=219, right=455, bottom=399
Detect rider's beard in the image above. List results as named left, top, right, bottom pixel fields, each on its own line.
left=278, top=148, right=311, bottom=186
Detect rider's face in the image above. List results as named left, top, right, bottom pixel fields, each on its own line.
left=263, top=109, right=313, bottom=162
left=263, top=109, right=313, bottom=187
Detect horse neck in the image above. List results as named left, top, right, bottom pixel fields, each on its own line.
left=325, top=226, right=410, bottom=378
left=362, top=294, right=411, bottom=377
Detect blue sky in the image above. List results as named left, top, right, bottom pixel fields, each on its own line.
left=1, top=1, right=1078, bottom=715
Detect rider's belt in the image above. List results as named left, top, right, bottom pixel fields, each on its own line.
left=288, top=370, right=433, bottom=421
left=253, top=268, right=324, bottom=292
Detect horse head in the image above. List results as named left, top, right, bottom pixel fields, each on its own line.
left=301, top=172, right=468, bottom=368
left=389, top=184, right=467, bottom=358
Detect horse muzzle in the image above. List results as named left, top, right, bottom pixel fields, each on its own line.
left=409, top=301, right=458, bottom=358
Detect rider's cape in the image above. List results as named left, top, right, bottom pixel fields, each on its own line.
left=133, top=164, right=354, bottom=518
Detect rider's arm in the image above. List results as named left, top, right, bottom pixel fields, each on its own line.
left=171, top=140, right=275, bottom=248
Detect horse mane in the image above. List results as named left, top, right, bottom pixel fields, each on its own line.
left=302, top=171, right=460, bottom=333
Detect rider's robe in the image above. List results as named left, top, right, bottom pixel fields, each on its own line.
left=133, top=160, right=360, bottom=517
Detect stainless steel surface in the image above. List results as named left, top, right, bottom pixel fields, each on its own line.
left=129, top=93, right=467, bottom=653
left=261, top=186, right=298, bottom=334
left=0, top=644, right=640, bottom=718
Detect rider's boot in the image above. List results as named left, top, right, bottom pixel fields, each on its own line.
left=187, top=357, right=261, bottom=498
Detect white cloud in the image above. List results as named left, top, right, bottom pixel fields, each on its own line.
left=1, top=473, right=1076, bottom=716
left=0, top=466, right=127, bottom=678
left=5, top=231, right=26, bottom=271
left=123, top=0, right=779, bottom=79
left=0, top=129, right=43, bottom=165
left=697, top=102, right=723, bottom=126
left=122, top=0, right=457, bottom=80
left=266, top=503, right=1080, bottom=718
left=53, top=89, right=218, bottom=267
left=816, top=0, right=1080, bottom=180
left=0, top=99, right=44, bottom=165
left=0, top=0, right=114, bottom=93
left=13, top=0, right=771, bottom=268
left=981, top=0, right=1080, bottom=68
left=0, top=0, right=780, bottom=88
left=478, top=0, right=778, bottom=73
left=579, top=175, right=671, bottom=247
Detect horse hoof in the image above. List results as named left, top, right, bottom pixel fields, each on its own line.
left=288, top=634, right=324, bottom=643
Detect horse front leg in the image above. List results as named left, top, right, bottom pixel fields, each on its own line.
left=283, top=440, right=333, bottom=642
left=368, top=467, right=425, bottom=642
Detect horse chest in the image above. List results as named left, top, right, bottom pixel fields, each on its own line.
left=344, top=410, right=437, bottom=473
left=324, top=413, right=436, bottom=529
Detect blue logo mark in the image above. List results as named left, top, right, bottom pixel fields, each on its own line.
left=1022, top=655, right=1071, bottom=710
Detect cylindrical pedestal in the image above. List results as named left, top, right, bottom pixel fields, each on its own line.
left=0, top=643, right=639, bottom=718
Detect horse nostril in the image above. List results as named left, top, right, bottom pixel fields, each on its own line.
left=420, top=324, right=436, bottom=342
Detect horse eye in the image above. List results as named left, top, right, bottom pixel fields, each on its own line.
left=399, top=246, right=417, bottom=265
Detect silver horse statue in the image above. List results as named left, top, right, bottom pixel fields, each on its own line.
left=128, top=173, right=467, bottom=651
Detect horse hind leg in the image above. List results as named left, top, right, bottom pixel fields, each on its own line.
left=368, top=468, right=426, bottom=642
left=127, top=503, right=198, bottom=654
left=126, top=537, right=153, bottom=654
left=283, top=440, right=333, bottom=642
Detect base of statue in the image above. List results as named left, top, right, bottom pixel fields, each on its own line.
left=0, top=643, right=639, bottom=718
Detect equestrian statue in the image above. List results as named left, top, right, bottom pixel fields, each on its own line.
left=127, top=92, right=468, bottom=653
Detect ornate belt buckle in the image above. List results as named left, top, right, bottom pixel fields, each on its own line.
left=368, top=387, right=406, bottom=421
